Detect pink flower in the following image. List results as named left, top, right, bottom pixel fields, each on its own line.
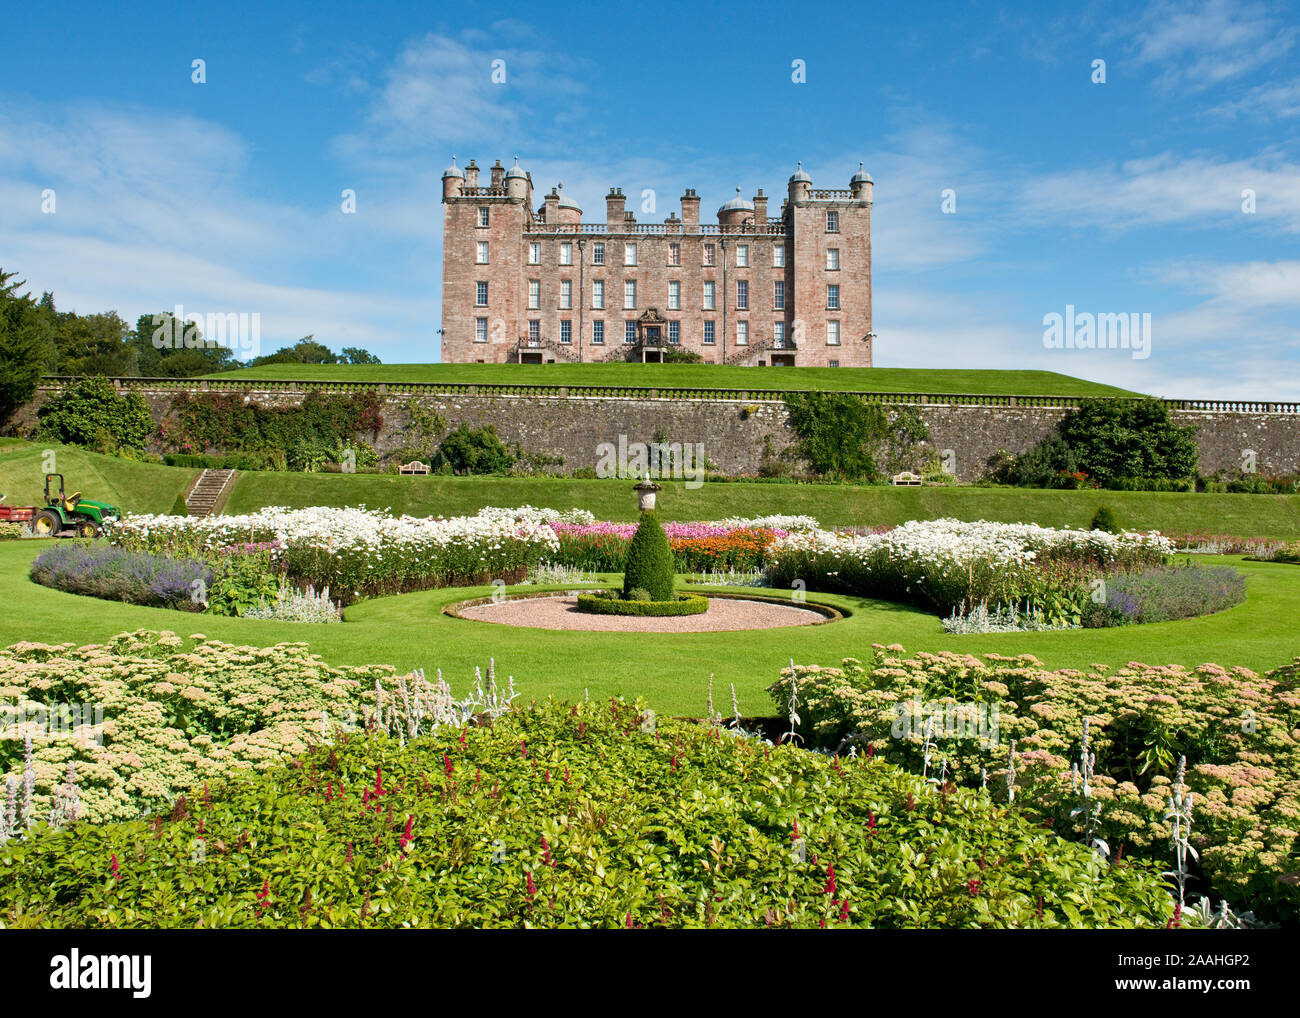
left=400, top=815, right=414, bottom=852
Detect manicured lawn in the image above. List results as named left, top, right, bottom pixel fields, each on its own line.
left=225, top=470, right=1300, bottom=537
left=4, top=541, right=1296, bottom=716
left=204, top=362, right=1142, bottom=397
left=4, top=441, right=1298, bottom=536
left=0, top=443, right=195, bottom=515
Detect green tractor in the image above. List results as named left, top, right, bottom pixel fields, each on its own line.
left=31, top=474, right=120, bottom=538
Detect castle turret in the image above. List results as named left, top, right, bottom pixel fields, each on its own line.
left=717, top=187, right=754, bottom=227
left=505, top=156, right=528, bottom=200
left=787, top=162, right=811, bottom=202
left=441, top=157, right=464, bottom=200
left=850, top=162, right=873, bottom=203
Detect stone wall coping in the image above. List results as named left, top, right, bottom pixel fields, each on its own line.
left=35, top=376, right=1300, bottom=415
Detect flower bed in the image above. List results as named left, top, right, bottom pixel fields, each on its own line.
left=770, top=647, right=1300, bottom=923
left=31, top=543, right=212, bottom=611
left=766, top=519, right=1173, bottom=621
left=550, top=521, right=785, bottom=573
left=1082, top=564, right=1246, bottom=626
left=0, top=630, right=393, bottom=825
left=105, top=506, right=560, bottom=603
left=0, top=697, right=1175, bottom=928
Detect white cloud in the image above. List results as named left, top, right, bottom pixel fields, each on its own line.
left=1134, top=0, right=1296, bottom=90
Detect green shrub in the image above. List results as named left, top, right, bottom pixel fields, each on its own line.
left=1089, top=505, right=1120, bottom=533
left=0, top=698, right=1177, bottom=928
left=627, top=586, right=651, bottom=602
left=622, top=512, right=675, bottom=601
left=576, top=591, right=708, bottom=616
left=434, top=424, right=516, bottom=475
left=783, top=392, right=888, bottom=480
left=170, top=493, right=190, bottom=517
left=37, top=377, right=154, bottom=452
left=1058, top=398, right=1198, bottom=487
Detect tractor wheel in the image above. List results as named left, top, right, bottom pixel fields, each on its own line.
left=76, top=520, right=99, bottom=539
left=33, top=511, right=61, bottom=537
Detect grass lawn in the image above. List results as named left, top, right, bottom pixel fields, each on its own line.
left=204, top=362, right=1142, bottom=397
left=0, top=443, right=195, bottom=515
left=4, top=441, right=1298, bottom=537
left=225, top=470, right=1300, bottom=537
left=4, top=540, right=1295, bottom=716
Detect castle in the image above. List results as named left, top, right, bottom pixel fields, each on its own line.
left=439, top=158, right=873, bottom=366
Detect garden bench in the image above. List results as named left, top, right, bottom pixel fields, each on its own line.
left=891, top=472, right=923, bottom=486
left=398, top=461, right=431, bottom=475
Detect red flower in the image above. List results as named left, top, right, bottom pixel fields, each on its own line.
left=444, top=753, right=453, bottom=777
left=838, top=899, right=851, bottom=921
left=791, top=819, right=801, bottom=843
left=373, top=766, right=384, bottom=797
left=520, top=740, right=528, bottom=760
left=824, top=864, right=837, bottom=897
left=968, top=878, right=982, bottom=896
left=526, top=871, right=537, bottom=901
left=110, top=854, right=120, bottom=882
left=255, top=877, right=270, bottom=914
left=400, top=814, right=415, bottom=852
left=542, top=836, right=553, bottom=868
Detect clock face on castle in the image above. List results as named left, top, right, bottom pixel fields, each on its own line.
left=440, top=158, right=873, bottom=367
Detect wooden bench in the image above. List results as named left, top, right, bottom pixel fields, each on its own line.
left=398, top=460, right=431, bottom=475
left=891, top=471, right=923, bottom=487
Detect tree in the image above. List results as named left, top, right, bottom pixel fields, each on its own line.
left=0, top=269, right=48, bottom=423
left=622, top=512, right=676, bottom=601
left=127, top=312, right=238, bottom=377
left=342, top=347, right=381, bottom=365
left=36, top=376, right=155, bottom=451
left=1059, top=398, right=1198, bottom=486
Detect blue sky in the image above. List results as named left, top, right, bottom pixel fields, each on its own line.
left=1, top=0, right=1297, bottom=396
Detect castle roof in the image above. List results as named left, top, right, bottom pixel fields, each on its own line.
left=789, top=161, right=811, bottom=183
left=442, top=156, right=464, bottom=179
left=851, top=162, right=873, bottom=184
left=505, top=156, right=527, bottom=180
left=717, top=187, right=754, bottom=214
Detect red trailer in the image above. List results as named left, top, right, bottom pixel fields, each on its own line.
left=0, top=499, right=35, bottom=525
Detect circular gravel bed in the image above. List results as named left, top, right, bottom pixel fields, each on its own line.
left=454, top=593, right=832, bottom=633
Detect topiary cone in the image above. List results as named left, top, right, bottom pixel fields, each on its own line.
left=622, top=511, right=675, bottom=601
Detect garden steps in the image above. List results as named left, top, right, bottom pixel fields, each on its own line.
left=185, top=469, right=237, bottom=517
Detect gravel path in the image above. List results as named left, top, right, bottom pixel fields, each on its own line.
left=456, top=594, right=827, bottom=633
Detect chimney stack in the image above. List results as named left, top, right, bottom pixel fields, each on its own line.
left=753, top=188, right=767, bottom=222
left=680, top=188, right=700, bottom=229
left=464, top=160, right=480, bottom=188
left=605, top=187, right=626, bottom=227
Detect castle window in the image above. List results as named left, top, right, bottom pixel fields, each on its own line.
left=560, top=280, right=572, bottom=309
left=592, top=320, right=605, bottom=344
left=828, top=359, right=840, bottom=368
left=773, top=246, right=786, bottom=267
left=624, top=243, right=637, bottom=266
left=560, top=320, right=572, bottom=344
left=668, top=243, right=681, bottom=266
left=703, top=321, right=715, bottom=345
left=624, top=280, right=637, bottom=309
left=560, top=242, right=573, bottom=266
left=592, top=242, right=605, bottom=265
left=774, top=322, right=786, bottom=348
left=827, top=321, right=841, bottom=345
left=826, top=210, right=839, bottom=232
left=475, top=281, right=488, bottom=307
left=528, top=280, right=541, bottom=309
left=736, top=320, right=749, bottom=345
left=476, top=242, right=489, bottom=264
left=703, top=244, right=716, bottom=266
left=736, top=244, right=749, bottom=267
left=528, top=242, right=540, bottom=264
left=528, top=320, right=540, bottom=342
left=624, top=320, right=636, bottom=344
left=826, top=248, right=840, bottom=270
left=736, top=280, right=749, bottom=310
left=668, top=321, right=680, bottom=344
left=703, top=281, right=715, bottom=310
left=827, top=284, right=840, bottom=310
left=774, top=280, right=785, bottom=310
left=592, top=280, right=605, bottom=309
left=668, top=280, right=681, bottom=310
left=475, top=318, right=488, bottom=343
left=477, top=207, right=490, bottom=227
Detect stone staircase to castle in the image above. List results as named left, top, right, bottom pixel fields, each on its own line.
left=185, top=469, right=237, bottom=517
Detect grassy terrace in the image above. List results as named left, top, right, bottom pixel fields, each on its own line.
left=4, top=442, right=1300, bottom=536
left=203, top=362, right=1143, bottom=397
left=2, top=541, right=1295, bottom=715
